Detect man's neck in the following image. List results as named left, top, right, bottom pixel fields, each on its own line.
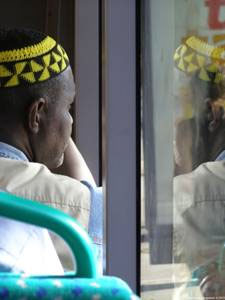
left=0, top=129, right=33, bottom=162
left=208, top=127, right=225, bottom=161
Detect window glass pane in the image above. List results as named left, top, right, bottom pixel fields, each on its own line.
left=141, top=0, right=225, bottom=299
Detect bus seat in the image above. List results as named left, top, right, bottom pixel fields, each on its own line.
left=0, top=191, right=140, bottom=299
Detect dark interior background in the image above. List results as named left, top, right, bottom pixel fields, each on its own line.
left=0, top=0, right=75, bottom=70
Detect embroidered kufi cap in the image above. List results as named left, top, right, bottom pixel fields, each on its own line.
left=0, top=28, right=70, bottom=88
left=174, top=36, right=225, bottom=84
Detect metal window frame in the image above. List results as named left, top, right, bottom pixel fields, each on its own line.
left=74, top=0, right=140, bottom=293
left=102, top=0, right=140, bottom=293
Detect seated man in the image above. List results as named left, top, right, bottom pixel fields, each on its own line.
left=174, top=36, right=225, bottom=176
left=173, top=36, right=225, bottom=299
left=173, top=35, right=225, bottom=266
left=0, top=28, right=102, bottom=274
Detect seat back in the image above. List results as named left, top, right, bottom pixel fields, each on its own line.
left=0, top=191, right=140, bottom=299
left=0, top=190, right=97, bottom=278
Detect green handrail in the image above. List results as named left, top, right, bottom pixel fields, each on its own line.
left=0, top=191, right=98, bottom=278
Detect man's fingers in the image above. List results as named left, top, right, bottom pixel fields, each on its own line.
left=200, top=273, right=225, bottom=298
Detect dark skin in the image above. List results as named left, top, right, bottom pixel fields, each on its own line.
left=200, top=268, right=225, bottom=299
left=28, top=67, right=75, bottom=169
left=0, top=67, right=74, bottom=169
left=174, top=96, right=225, bottom=297
left=53, top=138, right=96, bottom=186
left=174, top=98, right=225, bottom=175
left=0, top=67, right=96, bottom=184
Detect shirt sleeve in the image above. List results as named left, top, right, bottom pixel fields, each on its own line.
left=81, top=181, right=103, bottom=274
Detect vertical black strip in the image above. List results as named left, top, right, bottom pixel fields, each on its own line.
left=136, top=0, right=141, bottom=296
left=142, top=0, right=155, bottom=264
left=71, top=0, right=76, bottom=141
left=56, top=0, right=62, bottom=42
left=44, top=0, right=61, bottom=41
left=100, top=0, right=107, bottom=274
left=99, top=0, right=103, bottom=185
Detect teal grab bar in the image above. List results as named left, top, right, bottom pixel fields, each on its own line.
left=0, top=191, right=98, bottom=278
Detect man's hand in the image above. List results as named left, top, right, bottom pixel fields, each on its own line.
left=200, top=271, right=225, bottom=299
left=52, top=138, right=96, bottom=186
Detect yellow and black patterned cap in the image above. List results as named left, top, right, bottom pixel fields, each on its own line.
left=174, top=36, right=225, bottom=84
left=0, top=30, right=70, bottom=88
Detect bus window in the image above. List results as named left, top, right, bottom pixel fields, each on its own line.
left=141, top=0, right=225, bottom=299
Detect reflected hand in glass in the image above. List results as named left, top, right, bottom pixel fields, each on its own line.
left=200, top=271, right=225, bottom=299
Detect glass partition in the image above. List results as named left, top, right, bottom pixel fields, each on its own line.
left=141, top=0, right=225, bottom=299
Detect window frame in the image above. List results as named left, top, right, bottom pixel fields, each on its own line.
left=101, top=0, right=140, bottom=293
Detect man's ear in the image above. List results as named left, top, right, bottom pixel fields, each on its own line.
left=28, top=98, right=46, bottom=134
left=207, top=98, right=225, bottom=133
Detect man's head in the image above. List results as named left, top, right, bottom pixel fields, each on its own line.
left=0, top=28, right=75, bottom=169
left=174, top=36, right=225, bottom=127
left=174, top=36, right=225, bottom=173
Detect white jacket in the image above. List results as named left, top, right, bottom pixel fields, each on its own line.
left=0, top=157, right=91, bottom=274
left=173, top=160, right=225, bottom=270
left=0, top=157, right=91, bottom=230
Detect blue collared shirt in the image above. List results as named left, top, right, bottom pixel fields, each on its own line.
left=216, top=150, right=225, bottom=161
left=0, top=142, right=28, bottom=161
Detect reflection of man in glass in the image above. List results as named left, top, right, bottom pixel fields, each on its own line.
left=174, top=37, right=225, bottom=175
left=173, top=36, right=225, bottom=299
